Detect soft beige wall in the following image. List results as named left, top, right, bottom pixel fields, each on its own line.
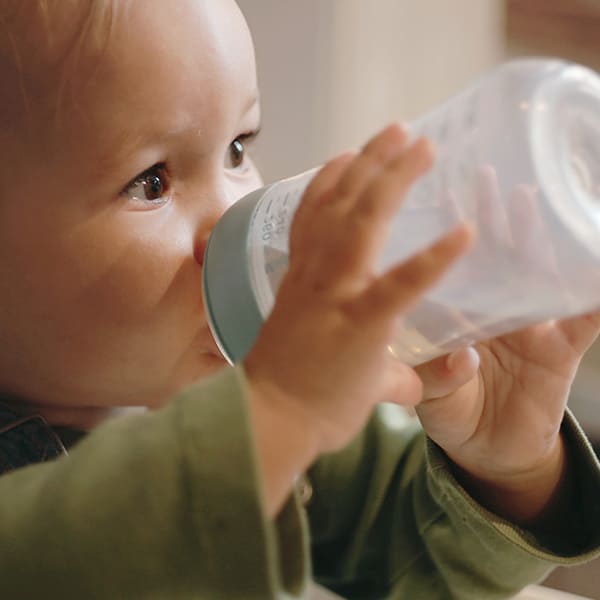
left=237, top=0, right=506, bottom=182
left=326, top=0, right=506, bottom=152
left=235, top=1, right=335, bottom=181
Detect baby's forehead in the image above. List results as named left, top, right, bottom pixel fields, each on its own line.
left=1, top=0, right=257, bottom=175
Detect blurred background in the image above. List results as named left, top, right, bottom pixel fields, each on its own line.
left=236, top=1, right=600, bottom=598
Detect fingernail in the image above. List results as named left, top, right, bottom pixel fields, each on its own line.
left=446, top=346, right=479, bottom=371
left=446, top=350, right=460, bottom=371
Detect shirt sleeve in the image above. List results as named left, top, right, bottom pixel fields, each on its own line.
left=0, top=366, right=309, bottom=600
left=308, top=404, right=600, bottom=600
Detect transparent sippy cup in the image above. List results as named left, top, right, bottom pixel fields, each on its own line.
left=203, top=58, right=600, bottom=365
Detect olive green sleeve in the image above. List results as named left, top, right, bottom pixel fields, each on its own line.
left=0, top=366, right=309, bottom=600
left=308, top=405, right=600, bottom=600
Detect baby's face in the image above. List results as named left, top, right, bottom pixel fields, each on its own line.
left=0, top=0, right=262, bottom=416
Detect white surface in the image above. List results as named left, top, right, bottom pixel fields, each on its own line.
left=517, top=585, right=592, bottom=600
left=310, top=584, right=591, bottom=599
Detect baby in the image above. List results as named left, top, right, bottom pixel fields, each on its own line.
left=0, top=1, right=599, bottom=598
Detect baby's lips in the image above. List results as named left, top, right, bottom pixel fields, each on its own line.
left=198, top=324, right=226, bottom=359
left=194, top=240, right=208, bottom=267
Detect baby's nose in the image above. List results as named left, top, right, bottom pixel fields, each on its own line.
left=192, top=195, right=236, bottom=267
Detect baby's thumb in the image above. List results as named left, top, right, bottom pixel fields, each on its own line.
left=383, top=359, right=426, bottom=407
left=415, top=346, right=480, bottom=400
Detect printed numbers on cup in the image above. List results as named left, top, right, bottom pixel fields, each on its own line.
left=262, top=209, right=288, bottom=241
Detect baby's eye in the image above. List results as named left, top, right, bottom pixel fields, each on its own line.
left=123, top=163, right=170, bottom=205
left=225, top=137, right=247, bottom=170
left=224, top=129, right=260, bottom=171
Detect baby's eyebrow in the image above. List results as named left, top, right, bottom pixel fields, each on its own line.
left=92, top=93, right=261, bottom=181
left=87, top=125, right=195, bottom=185
left=92, top=115, right=204, bottom=179
left=93, top=129, right=151, bottom=181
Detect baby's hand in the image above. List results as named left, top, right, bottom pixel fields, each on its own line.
left=412, top=170, right=600, bottom=523
left=244, top=125, right=471, bottom=460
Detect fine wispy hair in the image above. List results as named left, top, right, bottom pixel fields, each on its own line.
left=0, top=0, right=120, bottom=145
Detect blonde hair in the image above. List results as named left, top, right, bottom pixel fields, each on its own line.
left=0, top=0, right=117, bottom=142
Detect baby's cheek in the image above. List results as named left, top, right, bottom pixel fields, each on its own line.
left=50, top=231, right=206, bottom=394
left=3, top=200, right=205, bottom=393
left=72, top=233, right=203, bottom=331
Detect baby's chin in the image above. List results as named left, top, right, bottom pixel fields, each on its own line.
left=151, top=350, right=230, bottom=407
left=198, top=351, right=230, bottom=372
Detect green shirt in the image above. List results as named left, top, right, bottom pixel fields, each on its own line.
left=0, top=366, right=599, bottom=599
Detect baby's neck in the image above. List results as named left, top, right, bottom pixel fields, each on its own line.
left=2, top=400, right=146, bottom=432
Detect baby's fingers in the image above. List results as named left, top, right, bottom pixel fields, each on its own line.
left=416, top=346, right=480, bottom=400
left=352, top=225, right=473, bottom=322
left=289, top=152, right=356, bottom=256
left=476, top=166, right=511, bottom=245
left=291, top=123, right=409, bottom=255
left=309, top=138, right=437, bottom=293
